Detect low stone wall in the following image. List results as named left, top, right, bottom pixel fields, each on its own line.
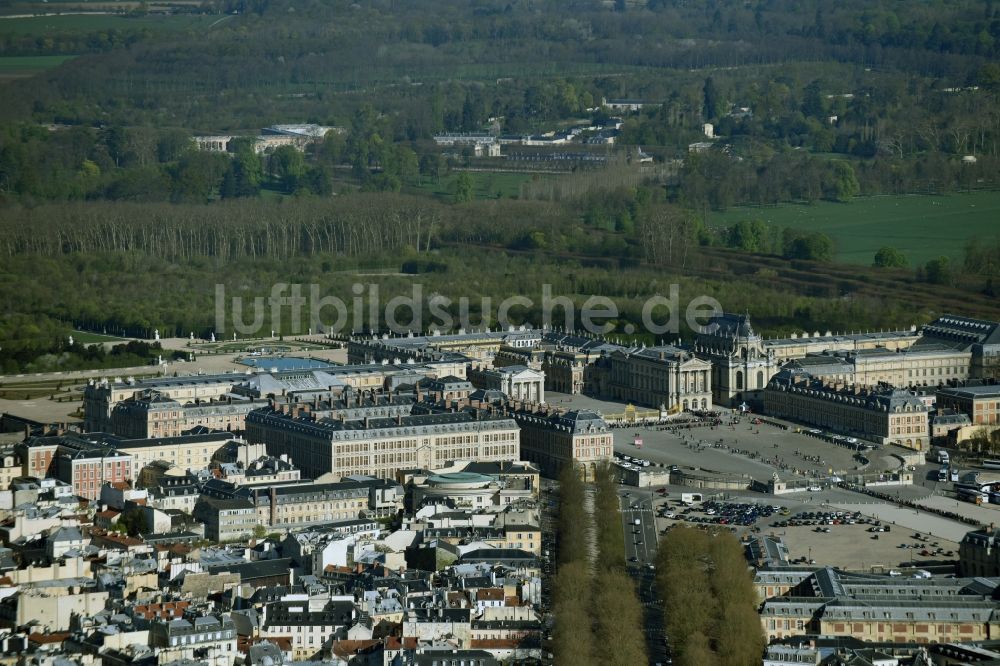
left=674, top=469, right=750, bottom=491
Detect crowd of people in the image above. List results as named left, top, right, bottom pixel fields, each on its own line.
left=842, top=483, right=982, bottom=527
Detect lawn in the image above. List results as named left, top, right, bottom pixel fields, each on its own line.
left=710, top=191, right=1000, bottom=266
left=0, top=54, right=75, bottom=75
left=71, top=330, right=128, bottom=343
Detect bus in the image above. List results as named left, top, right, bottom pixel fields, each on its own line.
left=957, top=487, right=988, bottom=505
left=955, top=481, right=993, bottom=494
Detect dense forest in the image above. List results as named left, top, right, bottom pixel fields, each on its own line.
left=1, top=0, right=1000, bottom=371
left=2, top=0, right=1000, bottom=205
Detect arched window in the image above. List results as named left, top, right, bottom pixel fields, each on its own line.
left=757, top=371, right=764, bottom=388
left=736, top=371, right=744, bottom=390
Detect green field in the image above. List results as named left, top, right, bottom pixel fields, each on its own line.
left=710, top=191, right=1000, bottom=266
left=0, top=54, right=75, bottom=74
left=0, top=13, right=223, bottom=35
left=71, top=330, right=128, bottom=343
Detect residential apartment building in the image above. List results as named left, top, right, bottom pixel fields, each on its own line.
left=18, top=435, right=131, bottom=500
left=192, top=496, right=260, bottom=541
left=200, top=477, right=402, bottom=529
left=508, top=407, right=612, bottom=481
left=764, top=369, right=930, bottom=450
left=0, top=449, right=22, bottom=492
left=148, top=614, right=238, bottom=664
left=421, top=525, right=541, bottom=555
left=260, top=599, right=355, bottom=659
left=245, top=407, right=519, bottom=481
left=18, top=431, right=239, bottom=490
left=52, top=446, right=132, bottom=500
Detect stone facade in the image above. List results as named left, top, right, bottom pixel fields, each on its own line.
left=246, top=408, right=519, bottom=481
left=109, top=392, right=268, bottom=439
left=764, top=370, right=930, bottom=450
left=201, top=477, right=400, bottom=529
left=508, top=408, right=613, bottom=481
left=959, top=527, right=1000, bottom=577
left=695, top=313, right=778, bottom=407
left=937, top=385, right=1000, bottom=426
left=467, top=365, right=545, bottom=404
left=759, top=567, right=1000, bottom=644
left=603, top=345, right=713, bottom=411
left=920, top=315, right=1000, bottom=380
left=84, top=374, right=241, bottom=433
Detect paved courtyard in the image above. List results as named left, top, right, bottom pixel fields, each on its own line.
left=548, top=391, right=902, bottom=483
left=826, top=500, right=977, bottom=544
left=764, top=519, right=959, bottom=571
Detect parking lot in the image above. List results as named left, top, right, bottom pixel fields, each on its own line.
left=766, top=519, right=959, bottom=572
left=557, top=391, right=978, bottom=579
